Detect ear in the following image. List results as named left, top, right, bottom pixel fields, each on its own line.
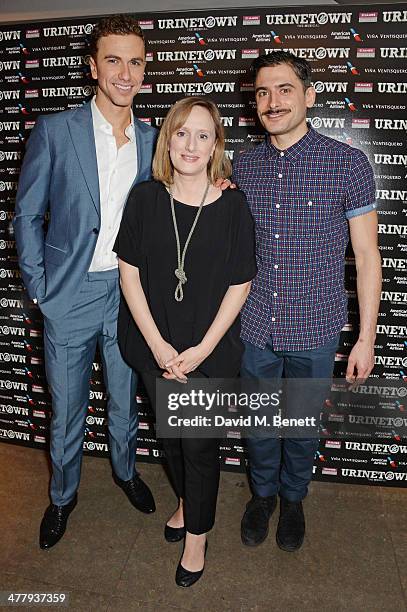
left=305, top=86, right=316, bottom=109
left=89, top=55, right=98, bottom=80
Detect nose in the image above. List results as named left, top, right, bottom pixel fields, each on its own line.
left=118, top=62, right=131, bottom=81
left=185, top=135, right=195, bottom=152
left=268, top=91, right=280, bottom=108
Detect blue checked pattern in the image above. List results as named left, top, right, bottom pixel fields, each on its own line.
left=232, top=127, right=376, bottom=351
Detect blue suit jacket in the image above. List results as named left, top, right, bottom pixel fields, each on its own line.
left=14, top=102, right=157, bottom=319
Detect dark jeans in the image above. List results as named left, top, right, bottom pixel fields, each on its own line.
left=241, top=334, right=339, bottom=501
left=141, top=370, right=220, bottom=535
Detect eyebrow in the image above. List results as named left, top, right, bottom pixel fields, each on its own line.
left=255, top=82, right=295, bottom=93
left=104, top=54, right=145, bottom=61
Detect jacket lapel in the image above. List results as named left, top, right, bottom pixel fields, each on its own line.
left=132, top=120, right=156, bottom=189
left=67, top=102, right=100, bottom=217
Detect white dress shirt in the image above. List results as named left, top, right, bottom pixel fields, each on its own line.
left=89, top=96, right=138, bottom=272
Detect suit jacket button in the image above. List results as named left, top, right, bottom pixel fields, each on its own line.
left=93, top=228, right=99, bottom=234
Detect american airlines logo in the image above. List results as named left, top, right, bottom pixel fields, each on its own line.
left=345, top=442, right=407, bottom=454
left=311, top=81, right=348, bottom=93
left=0, top=90, right=20, bottom=101
left=43, top=56, right=85, bottom=68
left=0, top=151, right=21, bottom=162
left=0, top=325, right=25, bottom=336
left=0, top=121, right=20, bottom=131
left=42, top=86, right=97, bottom=98
left=374, top=154, right=407, bottom=165
left=0, top=60, right=21, bottom=71
left=156, top=82, right=235, bottom=94
left=374, top=119, right=407, bottom=130
left=341, top=469, right=407, bottom=481
left=157, top=16, right=238, bottom=29
left=378, top=82, right=407, bottom=94
left=308, top=117, right=345, bottom=129
left=0, top=380, right=27, bottom=391
left=0, top=404, right=29, bottom=416
left=265, top=47, right=350, bottom=60
left=0, top=31, right=21, bottom=41
left=157, top=49, right=236, bottom=62
left=43, top=24, right=94, bottom=36
left=0, top=429, right=30, bottom=441
left=383, top=10, right=407, bottom=22
left=266, top=12, right=352, bottom=25
left=0, top=353, right=26, bottom=364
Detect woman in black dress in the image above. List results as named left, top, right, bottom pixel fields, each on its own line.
left=114, top=97, right=256, bottom=587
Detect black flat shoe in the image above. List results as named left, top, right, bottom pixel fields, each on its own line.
left=39, top=494, right=78, bottom=550
left=164, top=524, right=186, bottom=542
left=175, top=541, right=208, bottom=588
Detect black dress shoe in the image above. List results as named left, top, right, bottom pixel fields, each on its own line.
left=241, top=494, right=277, bottom=546
left=164, top=523, right=186, bottom=542
left=113, top=473, right=155, bottom=514
left=175, top=541, right=208, bottom=588
left=276, top=497, right=305, bottom=552
left=39, top=494, right=77, bottom=550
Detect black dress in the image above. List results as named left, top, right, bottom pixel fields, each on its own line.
left=114, top=180, right=257, bottom=377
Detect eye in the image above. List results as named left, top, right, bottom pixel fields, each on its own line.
left=176, top=130, right=185, bottom=137
left=199, top=133, right=209, bottom=140
left=281, top=88, right=290, bottom=95
left=256, top=90, right=268, bottom=98
left=107, top=58, right=118, bottom=64
left=131, top=59, right=142, bottom=66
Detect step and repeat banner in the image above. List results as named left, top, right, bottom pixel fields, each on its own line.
left=0, top=4, right=406, bottom=486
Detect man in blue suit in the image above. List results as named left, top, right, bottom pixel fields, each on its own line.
left=14, top=15, right=157, bottom=549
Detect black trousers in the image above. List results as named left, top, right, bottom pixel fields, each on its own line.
left=141, top=370, right=220, bottom=535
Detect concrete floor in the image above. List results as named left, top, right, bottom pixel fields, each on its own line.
left=0, top=443, right=406, bottom=612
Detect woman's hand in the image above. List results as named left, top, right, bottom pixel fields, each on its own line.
left=165, top=343, right=209, bottom=376
left=151, top=339, right=179, bottom=370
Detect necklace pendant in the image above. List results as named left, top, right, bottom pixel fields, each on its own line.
left=175, top=267, right=187, bottom=284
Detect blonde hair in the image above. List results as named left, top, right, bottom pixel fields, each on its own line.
left=152, top=96, right=232, bottom=185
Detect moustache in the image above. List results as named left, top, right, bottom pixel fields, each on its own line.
left=262, top=109, right=288, bottom=117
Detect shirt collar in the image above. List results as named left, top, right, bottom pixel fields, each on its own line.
left=265, top=125, right=317, bottom=163
left=91, top=96, right=135, bottom=142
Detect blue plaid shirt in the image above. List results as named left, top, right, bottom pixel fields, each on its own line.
left=233, top=127, right=376, bottom=351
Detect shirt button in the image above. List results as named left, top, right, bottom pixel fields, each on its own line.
left=275, top=234, right=279, bottom=239
left=274, top=264, right=279, bottom=269
left=271, top=317, right=276, bottom=322
left=273, top=292, right=278, bottom=297
left=308, top=200, right=313, bottom=206
left=276, top=204, right=280, bottom=209
left=280, top=152, right=284, bottom=157
left=278, top=173, right=283, bottom=178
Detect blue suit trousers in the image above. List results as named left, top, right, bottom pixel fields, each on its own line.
left=43, top=269, right=138, bottom=505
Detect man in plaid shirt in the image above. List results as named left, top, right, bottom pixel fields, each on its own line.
left=233, top=51, right=381, bottom=552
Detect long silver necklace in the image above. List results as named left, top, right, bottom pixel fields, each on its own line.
left=169, top=181, right=210, bottom=302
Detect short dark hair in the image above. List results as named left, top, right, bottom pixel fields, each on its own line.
left=251, top=51, right=312, bottom=90
left=89, top=14, right=145, bottom=58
